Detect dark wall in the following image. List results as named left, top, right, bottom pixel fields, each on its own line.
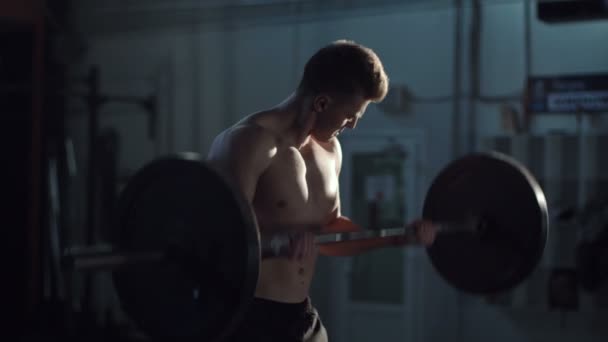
left=1, top=24, right=36, bottom=336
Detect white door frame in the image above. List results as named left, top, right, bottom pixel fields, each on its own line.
left=329, top=128, right=427, bottom=342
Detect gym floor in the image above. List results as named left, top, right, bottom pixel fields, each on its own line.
left=4, top=1, right=608, bottom=341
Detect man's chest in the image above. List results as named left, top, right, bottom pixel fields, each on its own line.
left=255, top=141, right=339, bottom=217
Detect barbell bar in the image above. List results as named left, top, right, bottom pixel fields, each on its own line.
left=64, top=217, right=477, bottom=271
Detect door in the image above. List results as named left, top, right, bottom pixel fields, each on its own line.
left=329, top=129, right=427, bottom=342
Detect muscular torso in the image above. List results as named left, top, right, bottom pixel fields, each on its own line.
left=254, top=135, right=339, bottom=302
left=208, top=112, right=340, bottom=303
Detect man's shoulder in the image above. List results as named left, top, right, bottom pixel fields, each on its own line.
left=209, top=121, right=278, bottom=160
left=227, top=121, right=279, bottom=149
left=209, top=122, right=279, bottom=175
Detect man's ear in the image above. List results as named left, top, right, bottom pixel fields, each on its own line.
left=313, top=95, right=330, bottom=113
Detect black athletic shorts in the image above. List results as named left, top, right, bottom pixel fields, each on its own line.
left=225, top=297, right=327, bottom=342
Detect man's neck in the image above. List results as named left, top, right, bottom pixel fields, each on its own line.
left=274, top=93, right=315, bottom=148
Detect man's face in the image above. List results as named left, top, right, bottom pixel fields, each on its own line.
left=310, top=93, right=370, bottom=142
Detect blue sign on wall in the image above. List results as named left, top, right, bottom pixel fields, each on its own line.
left=526, top=74, right=608, bottom=114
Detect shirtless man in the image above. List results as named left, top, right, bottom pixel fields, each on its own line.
left=208, top=40, right=437, bottom=342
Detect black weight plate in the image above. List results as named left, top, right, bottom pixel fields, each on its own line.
left=423, top=152, right=549, bottom=294
left=112, top=153, right=260, bottom=341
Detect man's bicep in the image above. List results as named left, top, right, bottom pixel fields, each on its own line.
left=334, top=185, right=342, bottom=218
left=226, top=126, right=276, bottom=203
left=207, top=146, right=257, bottom=203
left=334, top=138, right=343, bottom=174
left=333, top=137, right=344, bottom=218
left=230, top=158, right=261, bottom=204
left=322, top=183, right=362, bottom=233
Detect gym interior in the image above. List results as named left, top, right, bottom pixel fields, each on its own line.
left=3, top=1, right=608, bottom=341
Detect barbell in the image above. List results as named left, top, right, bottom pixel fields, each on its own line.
left=63, top=151, right=549, bottom=341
